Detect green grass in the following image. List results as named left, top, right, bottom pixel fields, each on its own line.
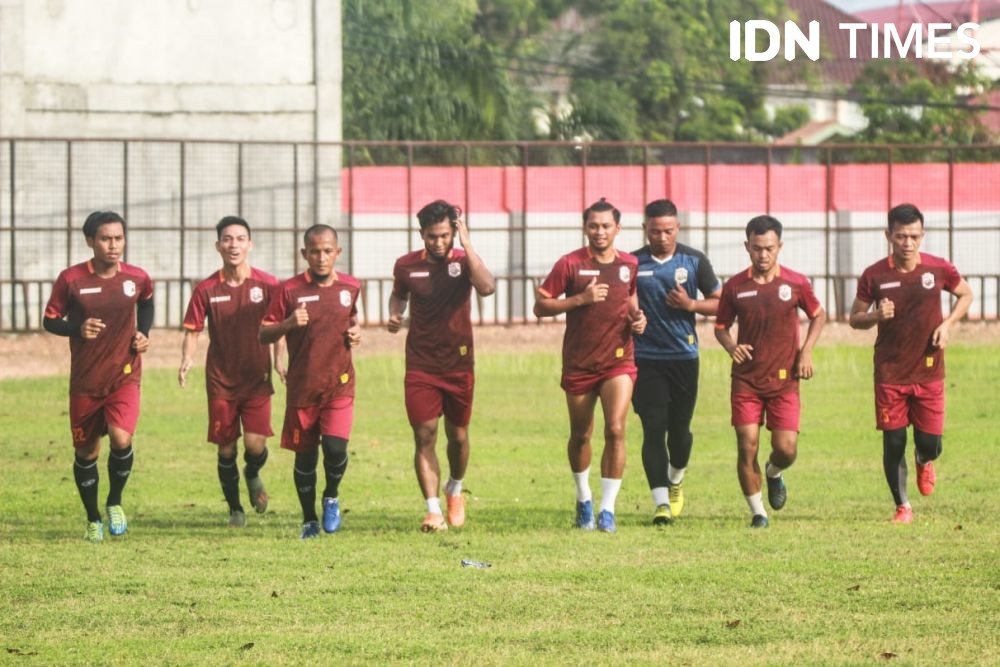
left=1, top=345, right=998, bottom=665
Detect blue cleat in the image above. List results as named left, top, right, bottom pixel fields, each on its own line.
left=575, top=500, right=595, bottom=530
left=106, top=505, right=128, bottom=536
left=750, top=514, right=769, bottom=529
left=322, top=497, right=341, bottom=533
left=766, top=475, right=787, bottom=510
left=300, top=520, right=320, bottom=539
left=596, top=510, right=617, bottom=533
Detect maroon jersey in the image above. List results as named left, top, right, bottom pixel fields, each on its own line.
left=538, top=247, right=638, bottom=376
left=392, top=248, right=474, bottom=374
left=716, top=266, right=822, bottom=397
left=44, top=260, right=153, bottom=396
left=263, top=271, right=360, bottom=407
left=183, top=267, right=279, bottom=401
left=856, top=253, right=962, bottom=384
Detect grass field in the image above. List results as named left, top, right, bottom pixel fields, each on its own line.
left=1, top=343, right=998, bottom=665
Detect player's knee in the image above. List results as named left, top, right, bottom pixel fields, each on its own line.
left=294, top=449, right=319, bottom=472
left=913, top=430, right=942, bottom=461
left=603, top=421, right=625, bottom=444
left=412, top=423, right=437, bottom=449
left=218, top=441, right=237, bottom=458
left=882, top=428, right=907, bottom=455
left=321, top=435, right=348, bottom=464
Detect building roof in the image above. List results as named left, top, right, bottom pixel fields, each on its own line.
left=854, top=1, right=1000, bottom=38
left=774, top=119, right=855, bottom=144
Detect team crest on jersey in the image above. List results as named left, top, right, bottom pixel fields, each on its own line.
left=921, top=272, right=935, bottom=289
left=250, top=286, right=264, bottom=303
left=778, top=284, right=792, bottom=301
left=448, top=262, right=462, bottom=278
left=674, top=267, right=689, bottom=285
left=619, top=266, right=631, bottom=283
left=339, top=289, right=352, bottom=307
left=123, top=280, right=136, bottom=297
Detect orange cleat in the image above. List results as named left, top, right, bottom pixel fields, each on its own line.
left=892, top=505, right=913, bottom=524
left=446, top=494, right=466, bottom=528
left=916, top=460, right=936, bottom=496
left=421, top=512, right=448, bottom=533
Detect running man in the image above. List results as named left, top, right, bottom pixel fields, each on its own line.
left=534, top=198, right=647, bottom=533
left=849, top=203, right=972, bottom=524
left=179, top=216, right=282, bottom=527
left=259, top=225, right=361, bottom=539
left=632, top=199, right=721, bottom=525
left=714, top=215, right=825, bottom=529
left=388, top=200, right=496, bottom=532
left=43, top=211, right=154, bottom=542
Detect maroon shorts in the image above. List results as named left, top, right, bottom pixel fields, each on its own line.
left=69, top=383, right=141, bottom=448
left=561, top=363, right=637, bottom=396
left=281, top=396, right=354, bottom=452
left=405, top=369, right=474, bottom=427
left=875, top=380, right=944, bottom=434
left=731, top=391, right=800, bottom=432
left=207, top=394, right=274, bottom=445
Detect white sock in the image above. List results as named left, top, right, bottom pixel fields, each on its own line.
left=667, top=465, right=686, bottom=486
left=651, top=486, right=670, bottom=507
left=445, top=477, right=463, bottom=497
left=600, top=478, right=622, bottom=513
left=745, top=492, right=767, bottom=517
left=426, top=497, right=442, bottom=515
left=765, top=461, right=784, bottom=479
left=573, top=468, right=592, bottom=502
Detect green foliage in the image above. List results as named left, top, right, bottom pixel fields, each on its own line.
left=1, top=343, right=999, bottom=662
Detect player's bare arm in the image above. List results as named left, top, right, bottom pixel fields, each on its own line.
left=345, top=317, right=362, bottom=348
left=666, top=286, right=721, bottom=316
left=272, top=337, right=287, bottom=384
left=178, top=329, right=200, bottom=387
left=794, top=307, right=827, bottom=379
left=455, top=218, right=496, bottom=297
left=714, top=325, right=753, bottom=364
left=849, top=297, right=894, bottom=329
left=533, top=278, right=608, bottom=317
left=387, top=292, right=408, bottom=333
left=259, top=303, right=308, bottom=344
left=628, top=293, right=647, bottom=335
left=933, top=279, right=973, bottom=349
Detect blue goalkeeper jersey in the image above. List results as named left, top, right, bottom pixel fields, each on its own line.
left=632, top=243, right=720, bottom=361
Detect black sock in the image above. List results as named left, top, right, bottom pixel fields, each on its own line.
left=321, top=436, right=349, bottom=499
left=243, top=446, right=268, bottom=480
left=74, top=454, right=102, bottom=522
left=218, top=452, right=243, bottom=512
left=106, top=445, right=133, bottom=507
left=882, top=428, right=908, bottom=507
left=639, top=414, right=670, bottom=490
left=294, top=450, right=319, bottom=522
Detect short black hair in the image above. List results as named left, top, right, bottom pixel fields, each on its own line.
left=887, top=203, right=924, bottom=231
left=303, top=224, right=338, bottom=245
left=82, top=210, right=126, bottom=239
left=745, top=215, right=782, bottom=239
left=583, top=197, right=621, bottom=225
left=216, top=215, right=251, bottom=240
left=417, top=199, right=461, bottom=231
left=644, top=199, right=678, bottom=219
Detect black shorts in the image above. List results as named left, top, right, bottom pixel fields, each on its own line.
left=631, top=357, right=699, bottom=420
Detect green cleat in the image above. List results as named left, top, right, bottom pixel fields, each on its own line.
left=668, top=481, right=685, bottom=517
left=84, top=520, right=104, bottom=543
left=106, top=505, right=128, bottom=536
left=245, top=470, right=268, bottom=514
left=652, top=504, right=674, bottom=526
left=228, top=509, right=247, bottom=528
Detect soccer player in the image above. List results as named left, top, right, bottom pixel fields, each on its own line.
left=387, top=200, right=496, bottom=532
left=714, top=215, right=825, bottom=529
left=534, top=198, right=647, bottom=533
left=179, top=216, right=282, bottom=528
left=43, top=210, right=154, bottom=543
left=259, top=224, right=361, bottom=539
left=849, top=203, right=972, bottom=524
left=632, top=199, right=721, bottom=525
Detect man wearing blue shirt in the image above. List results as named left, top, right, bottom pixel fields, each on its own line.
left=632, top=199, right=721, bottom=525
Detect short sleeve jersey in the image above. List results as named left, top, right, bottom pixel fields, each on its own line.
left=183, top=267, right=280, bottom=401
left=632, top=243, right=721, bottom=361
left=44, top=260, right=154, bottom=396
left=538, top=247, right=639, bottom=376
left=392, top=248, right=474, bottom=374
left=715, top=266, right=822, bottom=397
left=856, top=253, right=962, bottom=385
left=263, top=271, right=360, bottom=407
